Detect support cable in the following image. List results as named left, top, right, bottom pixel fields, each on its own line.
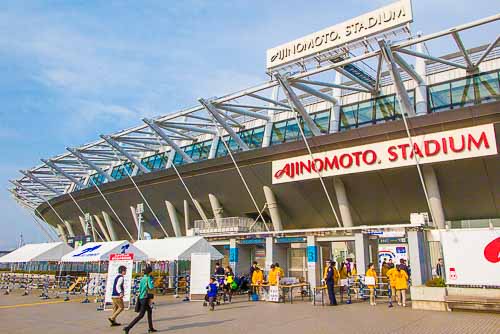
left=75, top=160, right=135, bottom=241
left=109, top=150, right=169, bottom=238
left=212, top=122, right=270, bottom=232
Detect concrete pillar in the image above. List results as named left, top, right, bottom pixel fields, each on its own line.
left=57, top=224, right=67, bottom=243
left=329, top=71, right=342, bottom=133
left=306, top=235, right=320, bottom=288
left=354, top=233, right=369, bottom=275
left=265, top=237, right=274, bottom=274
left=79, top=216, right=88, bottom=235
left=63, top=220, right=75, bottom=237
left=262, top=86, right=279, bottom=148
left=93, top=215, right=111, bottom=241
left=102, top=211, right=118, bottom=241
left=263, top=186, right=283, bottom=231
left=415, top=34, right=428, bottom=116
left=407, top=230, right=432, bottom=286
left=208, top=135, right=220, bottom=159
left=422, top=165, right=446, bottom=229
left=165, top=200, right=182, bottom=237
left=183, top=200, right=190, bottom=233
left=229, top=238, right=238, bottom=273
left=333, top=178, right=354, bottom=227
left=88, top=216, right=97, bottom=242
left=130, top=206, right=140, bottom=237
left=208, top=194, right=224, bottom=227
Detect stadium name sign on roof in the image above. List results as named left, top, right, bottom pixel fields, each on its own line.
left=266, top=0, right=413, bottom=70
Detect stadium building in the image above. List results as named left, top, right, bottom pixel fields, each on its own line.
left=9, top=1, right=500, bottom=286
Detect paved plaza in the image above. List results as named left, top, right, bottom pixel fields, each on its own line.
left=1, top=290, right=499, bottom=334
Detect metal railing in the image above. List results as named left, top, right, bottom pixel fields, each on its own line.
left=193, top=217, right=268, bottom=235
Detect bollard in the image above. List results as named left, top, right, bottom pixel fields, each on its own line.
left=64, top=275, right=70, bottom=301
left=182, top=274, right=190, bottom=302
left=96, top=277, right=106, bottom=311
left=40, top=275, right=50, bottom=299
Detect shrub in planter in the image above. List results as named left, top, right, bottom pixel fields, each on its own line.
left=425, top=277, right=446, bottom=287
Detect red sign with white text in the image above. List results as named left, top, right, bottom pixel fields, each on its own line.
left=109, top=253, right=134, bottom=261
left=272, top=124, right=497, bottom=184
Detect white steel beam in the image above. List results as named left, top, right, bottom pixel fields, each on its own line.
left=451, top=31, right=475, bottom=70
left=396, top=48, right=468, bottom=70
left=20, top=170, right=63, bottom=196
left=392, top=52, right=425, bottom=85
left=378, top=40, right=416, bottom=117
left=275, top=74, right=322, bottom=136
left=475, top=35, right=500, bottom=67
left=66, top=147, right=115, bottom=182
left=143, top=118, right=194, bottom=163
left=290, top=81, right=337, bottom=104
left=100, top=135, right=150, bottom=174
left=216, top=104, right=271, bottom=121
left=334, top=67, right=375, bottom=92
left=198, top=98, right=249, bottom=150
left=294, top=79, right=371, bottom=93
left=42, top=159, right=85, bottom=188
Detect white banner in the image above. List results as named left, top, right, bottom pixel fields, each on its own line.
left=104, top=253, right=134, bottom=305
left=272, top=124, right=497, bottom=184
left=441, top=229, right=500, bottom=286
left=190, top=253, right=211, bottom=299
left=266, top=0, right=412, bottom=69
left=268, top=285, right=280, bottom=302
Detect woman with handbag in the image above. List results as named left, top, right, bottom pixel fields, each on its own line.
left=124, top=266, right=157, bottom=333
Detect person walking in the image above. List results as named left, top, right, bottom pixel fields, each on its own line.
left=394, top=265, right=409, bottom=307
left=385, top=265, right=397, bottom=307
left=123, top=266, right=157, bottom=333
left=366, top=263, right=378, bottom=306
left=324, top=259, right=337, bottom=306
left=108, top=265, right=127, bottom=327
left=224, top=266, right=235, bottom=303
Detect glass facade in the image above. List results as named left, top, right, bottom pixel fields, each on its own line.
left=339, top=91, right=415, bottom=131
left=215, top=126, right=265, bottom=158
left=428, top=70, right=500, bottom=112
left=270, top=109, right=331, bottom=146
left=87, top=173, right=106, bottom=187
left=173, top=140, right=212, bottom=165
left=141, top=152, right=168, bottom=171
left=110, top=162, right=134, bottom=180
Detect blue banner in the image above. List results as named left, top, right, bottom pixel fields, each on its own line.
left=229, top=248, right=239, bottom=263
left=307, top=245, right=317, bottom=263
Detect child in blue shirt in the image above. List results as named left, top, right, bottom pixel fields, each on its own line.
left=206, top=277, right=218, bottom=311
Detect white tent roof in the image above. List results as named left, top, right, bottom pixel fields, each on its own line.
left=61, top=240, right=148, bottom=262
left=0, top=242, right=73, bottom=263
left=133, top=236, right=224, bottom=261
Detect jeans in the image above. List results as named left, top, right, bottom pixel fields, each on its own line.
left=126, top=298, right=153, bottom=330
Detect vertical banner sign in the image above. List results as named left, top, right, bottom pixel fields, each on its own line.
left=105, top=253, right=134, bottom=306
left=190, top=253, right=212, bottom=300
left=441, top=229, right=500, bottom=286
left=307, top=245, right=317, bottom=262
left=268, top=285, right=280, bottom=302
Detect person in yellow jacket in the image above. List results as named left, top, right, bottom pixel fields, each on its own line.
left=251, top=267, right=263, bottom=285
left=385, top=266, right=398, bottom=306
left=275, top=263, right=284, bottom=279
left=323, top=261, right=340, bottom=285
left=268, top=264, right=279, bottom=286
left=394, top=265, right=409, bottom=307
left=365, top=263, right=378, bottom=306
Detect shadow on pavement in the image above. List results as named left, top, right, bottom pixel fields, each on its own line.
left=162, top=319, right=234, bottom=331
left=155, top=313, right=204, bottom=322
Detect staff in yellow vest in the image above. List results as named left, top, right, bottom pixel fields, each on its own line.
left=268, top=264, right=279, bottom=286
left=386, top=266, right=397, bottom=307
left=365, top=263, right=378, bottom=306
left=394, top=265, right=409, bottom=307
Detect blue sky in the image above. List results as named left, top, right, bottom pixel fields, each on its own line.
left=0, top=0, right=497, bottom=249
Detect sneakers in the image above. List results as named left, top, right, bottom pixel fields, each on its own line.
left=108, top=318, right=120, bottom=327
left=148, top=329, right=158, bottom=333
left=403, top=304, right=406, bottom=307
left=123, top=328, right=129, bottom=334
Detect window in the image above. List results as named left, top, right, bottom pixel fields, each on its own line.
left=428, top=70, right=500, bottom=113
left=174, top=140, right=213, bottom=165
left=141, top=152, right=168, bottom=172
left=215, top=126, right=266, bottom=157
left=340, top=91, right=415, bottom=131
left=270, top=110, right=331, bottom=146
left=110, top=162, right=134, bottom=180
left=87, top=173, right=106, bottom=188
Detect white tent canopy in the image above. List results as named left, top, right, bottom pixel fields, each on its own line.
left=61, top=240, right=148, bottom=262
left=134, top=237, right=223, bottom=262
left=0, top=242, right=73, bottom=263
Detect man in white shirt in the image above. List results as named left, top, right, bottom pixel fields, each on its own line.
left=108, top=266, right=127, bottom=326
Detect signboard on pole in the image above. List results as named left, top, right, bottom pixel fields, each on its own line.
left=266, top=0, right=413, bottom=69
left=190, top=253, right=211, bottom=301
left=441, top=229, right=500, bottom=286
left=272, top=124, right=497, bottom=184
left=104, top=253, right=134, bottom=307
